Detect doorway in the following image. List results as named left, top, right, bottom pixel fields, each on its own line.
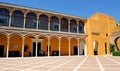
left=74, top=46, right=78, bottom=55
left=94, top=41, right=98, bottom=55
left=37, top=42, right=42, bottom=56
left=0, top=45, right=4, bottom=57
left=32, top=42, right=42, bottom=56
left=94, top=51, right=98, bottom=55
left=105, top=43, right=107, bottom=54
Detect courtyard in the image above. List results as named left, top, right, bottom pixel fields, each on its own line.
left=0, top=55, right=120, bottom=71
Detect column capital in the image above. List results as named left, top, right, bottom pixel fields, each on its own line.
left=37, top=16, right=39, bottom=20
left=76, top=20, right=79, bottom=25
left=24, top=15, right=26, bottom=18
left=68, top=21, right=71, bottom=25
left=59, top=37, right=61, bottom=39
left=9, top=13, right=12, bottom=16
left=68, top=37, right=71, bottom=40
left=77, top=38, right=80, bottom=40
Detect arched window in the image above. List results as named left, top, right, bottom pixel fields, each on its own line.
left=0, top=8, right=9, bottom=26
left=70, top=19, right=77, bottom=33
left=11, top=11, right=24, bottom=27
left=50, top=16, right=59, bottom=31
left=79, top=21, right=84, bottom=33
left=60, top=18, right=68, bottom=32
left=38, top=14, right=48, bottom=30
left=25, top=12, right=37, bottom=29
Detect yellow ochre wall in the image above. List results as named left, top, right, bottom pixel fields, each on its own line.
left=24, top=36, right=33, bottom=56
left=70, top=38, right=77, bottom=55
left=86, top=12, right=116, bottom=55
left=9, top=35, right=22, bottom=56
left=61, top=37, right=69, bottom=55
left=0, top=34, right=7, bottom=56
left=50, top=36, right=59, bottom=55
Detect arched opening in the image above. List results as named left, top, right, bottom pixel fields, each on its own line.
left=79, top=39, right=85, bottom=55
left=50, top=16, right=59, bottom=31
left=71, top=37, right=77, bottom=55
left=24, top=35, right=35, bottom=57
left=60, top=18, right=68, bottom=32
left=25, top=12, right=37, bottom=29
left=9, top=34, right=22, bottom=57
left=79, top=21, right=84, bottom=33
left=70, top=19, right=77, bottom=33
left=11, top=10, right=24, bottom=27
left=0, top=33, right=7, bottom=57
left=50, top=36, right=59, bottom=56
left=38, top=35, right=48, bottom=56
left=61, top=37, right=68, bottom=56
left=0, top=8, right=9, bottom=26
left=104, top=43, right=107, bottom=54
left=38, top=14, right=48, bottom=30
left=115, top=37, right=120, bottom=50
left=93, top=41, right=98, bottom=55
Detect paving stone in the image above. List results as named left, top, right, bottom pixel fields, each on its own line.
left=31, top=66, right=52, bottom=70
left=105, top=69, right=120, bottom=71
left=103, top=64, right=120, bottom=68
left=77, top=68, right=101, bottom=71
left=81, top=64, right=99, bottom=67
left=51, top=67, right=74, bottom=71
left=0, top=56, right=120, bottom=71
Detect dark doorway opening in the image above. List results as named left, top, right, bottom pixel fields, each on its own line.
left=74, top=46, right=78, bottom=55
left=0, top=45, right=4, bottom=57
left=9, top=51, right=20, bottom=57
left=37, top=42, right=44, bottom=56
left=83, top=50, right=84, bottom=55
left=32, top=42, right=36, bottom=56
left=32, top=42, right=44, bottom=57
left=105, top=43, right=107, bottom=54
left=52, top=51, right=59, bottom=56
left=94, top=51, right=98, bottom=55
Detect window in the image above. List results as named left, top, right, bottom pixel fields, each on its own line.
left=70, top=19, right=77, bottom=33
left=54, top=23, right=59, bottom=30
left=79, top=21, right=84, bottom=33
left=0, top=8, right=9, bottom=26
left=38, top=14, right=48, bottom=30
left=11, top=11, right=24, bottom=27
left=25, top=12, right=37, bottom=29
left=60, top=18, right=68, bottom=32
left=50, top=16, right=59, bottom=31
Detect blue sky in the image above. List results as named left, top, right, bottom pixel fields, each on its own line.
left=0, top=0, right=120, bottom=21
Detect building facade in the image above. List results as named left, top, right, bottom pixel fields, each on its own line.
left=0, top=2, right=120, bottom=57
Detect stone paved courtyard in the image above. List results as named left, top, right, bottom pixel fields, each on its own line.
left=0, top=55, right=120, bottom=71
